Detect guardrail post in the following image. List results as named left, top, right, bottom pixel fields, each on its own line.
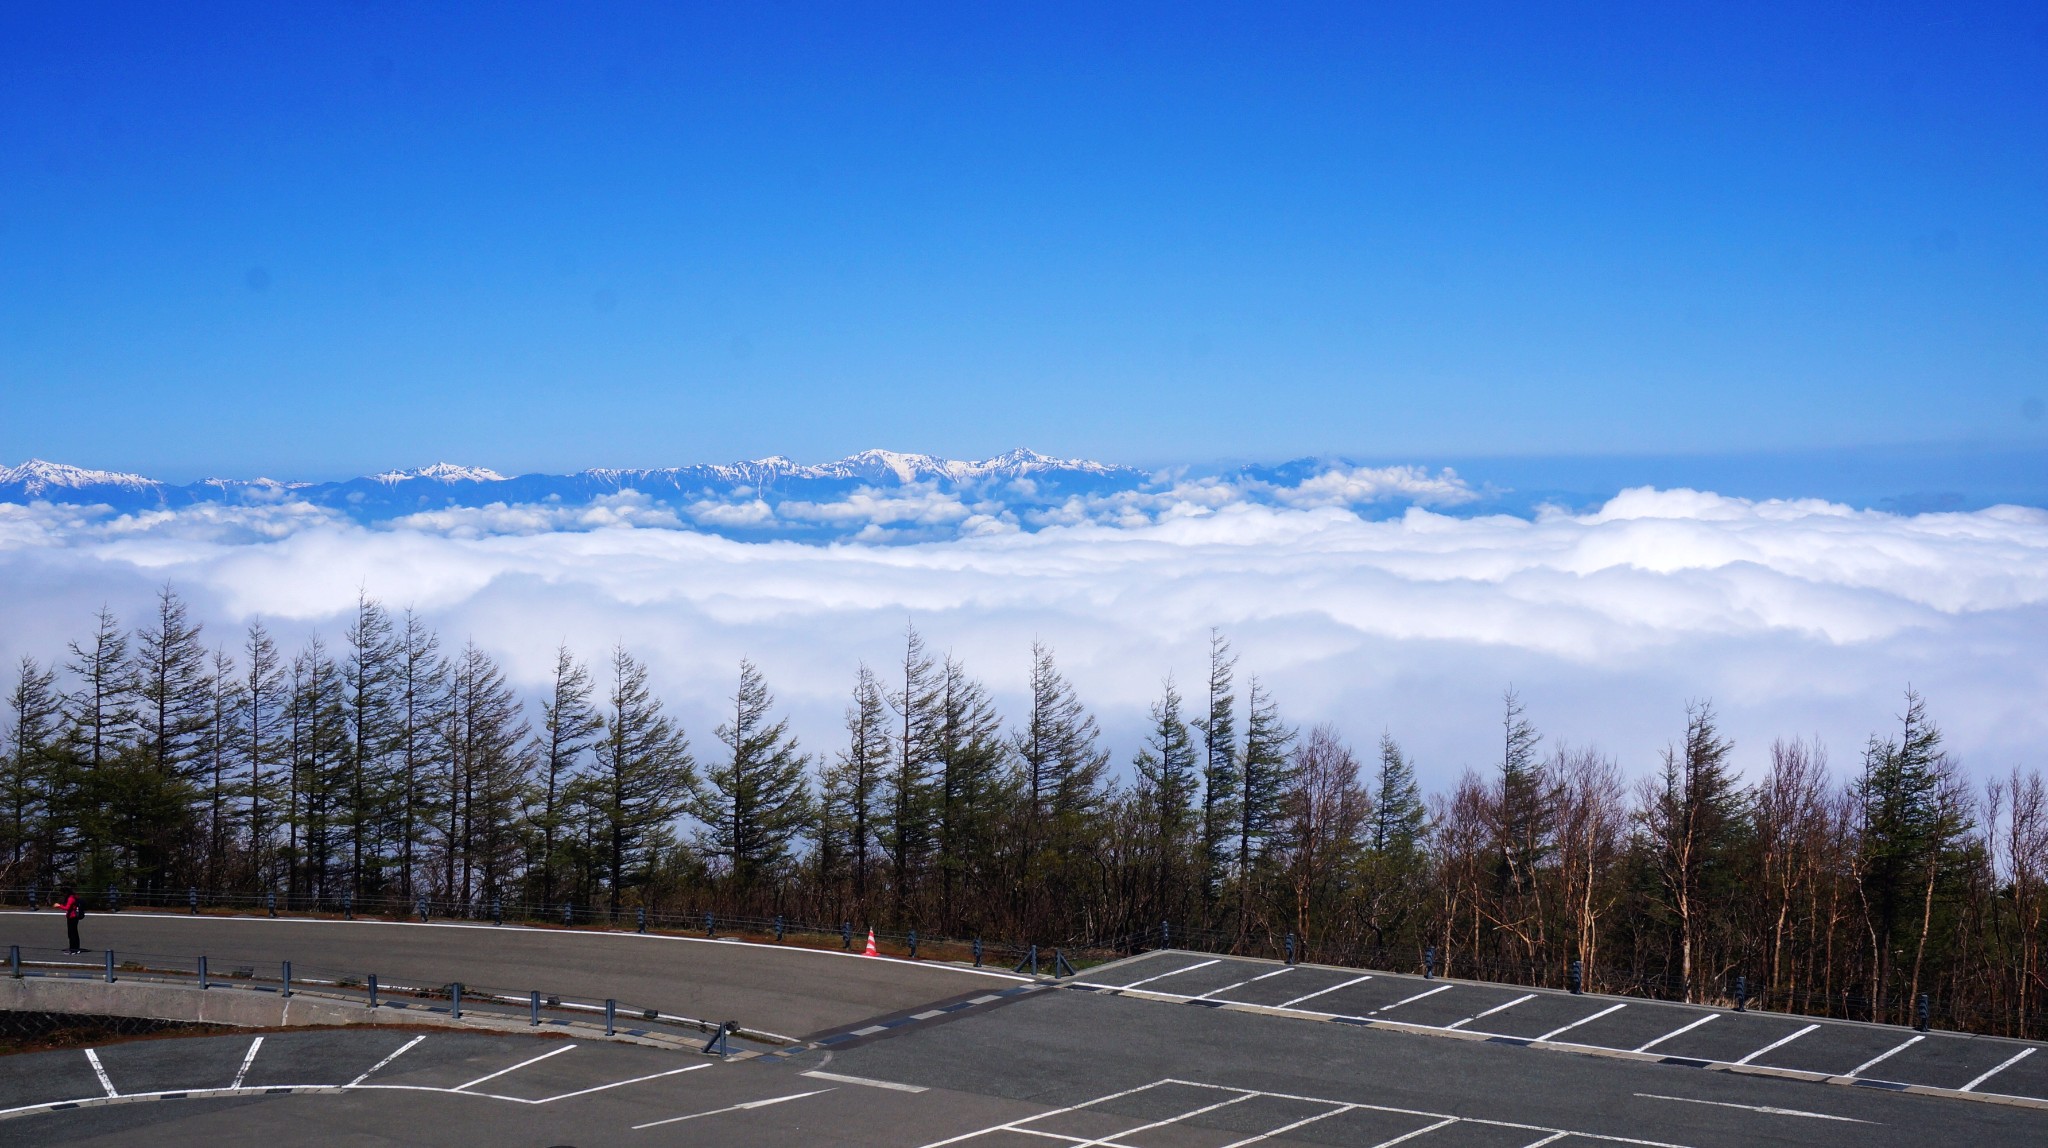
left=1916, top=993, right=1930, bottom=1032
left=368, top=973, right=378, bottom=1008
left=841, top=922, right=851, bottom=950
left=562, top=901, right=573, bottom=927
left=27, top=883, right=38, bottom=911
left=909, top=930, right=918, bottom=960
left=605, top=999, right=616, bottom=1036
left=632, top=906, right=643, bottom=933
left=450, top=982, right=461, bottom=1019
left=343, top=891, right=353, bottom=920
left=267, top=890, right=277, bottom=918
left=973, top=937, right=983, bottom=968
left=104, top=950, right=115, bottom=983
left=1569, top=960, right=1582, bottom=995
left=491, top=897, right=501, bottom=926
left=1013, top=945, right=1039, bottom=976
left=9, top=945, right=19, bottom=978
left=1285, top=933, right=1295, bottom=965
left=1055, top=950, right=1076, bottom=978
left=530, top=990, right=540, bottom=1026
left=416, top=897, right=428, bottom=923
left=281, top=960, right=292, bottom=998
left=702, top=1020, right=736, bottom=1056
left=1161, top=920, right=1170, bottom=949
left=107, top=886, right=120, bottom=913
left=1733, top=975, right=1747, bottom=1013
left=198, top=955, right=209, bottom=989
left=1424, top=946, right=1436, bottom=980
left=189, top=887, right=198, bottom=915
left=704, top=912, right=714, bottom=938
left=776, top=915, right=785, bottom=942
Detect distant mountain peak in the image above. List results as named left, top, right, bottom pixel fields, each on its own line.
left=0, top=459, right=160, bottom=495
left=369, top=462, right=510, bottom=485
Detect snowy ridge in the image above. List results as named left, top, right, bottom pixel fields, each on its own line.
left=0, top=449, right=1483, bottom=542
left=0, top=459, right=162, bottom=497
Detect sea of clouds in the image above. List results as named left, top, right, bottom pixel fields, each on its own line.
left=2, top=481, right=2044, bottom=794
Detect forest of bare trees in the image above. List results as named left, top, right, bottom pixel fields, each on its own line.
left=4, top=587, right=2044, bottom=1038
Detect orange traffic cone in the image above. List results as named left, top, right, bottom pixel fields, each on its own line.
left=863, top=928, right=879, bottom=957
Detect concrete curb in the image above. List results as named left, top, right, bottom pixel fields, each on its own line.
left=0, top=976, right=695, bottom=1049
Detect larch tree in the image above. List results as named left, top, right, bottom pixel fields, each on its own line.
left=692, top=658, right=812, bottom=891
left=822, top=663, right=890, bottom=908
left=392, top=609, right=445, bottom=899
left=1131, top=675, right=1199, bottom=922
left=1192, top=629, right=1238, bottom=905
left=342, top=593, right=398, bottom=894
left=242, top=624, right=286, bottom=890
left=1236, top=675, right=1296, bottom=931
left=585, top=645, right=694, bottom=916
left=933, top=654, right=1007, bottom=924
left=530, top=644, right=601, bottom=905
left=885, top=625, right=941, bottom=911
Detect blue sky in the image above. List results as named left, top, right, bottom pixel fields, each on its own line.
left=3, top=2, right=2045, bottom=482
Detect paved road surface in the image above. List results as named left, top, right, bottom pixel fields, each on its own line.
left=0, top=910, right=1027, bottom=1040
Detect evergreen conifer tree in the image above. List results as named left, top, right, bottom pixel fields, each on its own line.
left=530, top=644, right=601, bottom=904
left=822, top=663, right=890, bottom=906
left=692, top=659, right=811, bottom=889
left=1193, top=630, right=1239, bottom=905
left=585, top=645, right=693, bottom=915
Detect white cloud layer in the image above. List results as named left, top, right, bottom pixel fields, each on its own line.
left=1, top=488, right=2044, bottom=793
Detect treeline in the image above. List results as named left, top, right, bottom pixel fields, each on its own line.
left=3, top=588, right=2045, bottom=1037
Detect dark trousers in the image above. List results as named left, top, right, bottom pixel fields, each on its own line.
left=65, top=916, right=79, bottom=952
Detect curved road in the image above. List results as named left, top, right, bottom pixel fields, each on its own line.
left=0, top=911, right=1027, bottom=1040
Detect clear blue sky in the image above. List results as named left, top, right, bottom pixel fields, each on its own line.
left=2, top=2, right=2044, bottom=481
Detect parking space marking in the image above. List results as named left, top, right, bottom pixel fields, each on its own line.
left=1960, top=1047, right=2035, bottom=1093
left=349, top=1034, right=426, bottom=1086
left=82, top=1048, right=116, bottom=1098
left=918, top=1077, right=1696, bottom=1148
left=1211, top=1103, right=1356, bottom=1148
left=1121, top=959, right=1221, bottom=989
left=1374, top=984, right=1454, bottom=1013
left=1631, top=1014, right=1716, bottom=1053
left=630, top=1087, right=832, bottom=1130
left=1369, top=1116, right=1456, bottom=1146
left=1732, top=1023, right=1819, bottom=1066
left=1196, top=967, right=1295, bottom=1000
left=802, top=1069, right=928, bottom=1092
left=1063, top=1091, right=1259, bottom=1148
left=1279, top=974, right=1372, bottom=1008
left=1847, top=1034, right=1923, bottom=1077
left=229, top=1037, right=264, bottom=1089
left=1536, top=1002, right=1626, bottom=1042
left=1447, top=993, right=1536, bottom=1030
left=1634, top=1092, right=1874, bottom=1123
left=451, top=1043, right=577, bottom=1091
left=533, top=1062, right=708, bottom=1103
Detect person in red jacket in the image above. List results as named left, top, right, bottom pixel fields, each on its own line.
left=53, top=887, right=82, bottom=953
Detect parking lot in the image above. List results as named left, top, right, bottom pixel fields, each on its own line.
left=2, top=946, right=2045, bottom=1146
left=1072, top=952, right=2048, bottom=1101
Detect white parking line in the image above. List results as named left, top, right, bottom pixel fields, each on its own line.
left=1447, top=993, right=1536, bottom=1030
left=1374, top=984, right=1453, bottom=1013
left=229, top=1036, right=264, bottom=1089
left=1279, top=974, right=1372, bottom=1008
left=82, top=1048, right=116, bottom=1098
left=1212, top=1103, right=1355, bottom=1148
left=1196, top=967, right=1295, bottom=1000
left=914, top=1079, right=1177, bottom=1148
left=1848, top=1034, right=1923, bottom=1077
left=348, top=1034, right=426, bottom=1086
left=534, top=1062, right=708, bottom=1103
left=1370, top=1117, right=1457, bottom=1146
left=1732, top=1024, right=1819, bottom=1066
left=1120, top=959, right=1221, bottom=989
left=802, top=1069, right=928, bottom=1093
left=1632, top=1014, right=1716, bottom=1053
left=1519, top=1134, right=1568, bottom=1147
left=631, top=1087, right=832, bottom=1130
left=451, top=1043, right=577, bottom=1091
left=1635, top=1093, right=1874, bottom=1123
left=1063, top=1092, right=1258, bottom=1148
left=1535, top=1002, right=1626, bottom=1042
left=1960, top=1046, right=2036, bottom=1093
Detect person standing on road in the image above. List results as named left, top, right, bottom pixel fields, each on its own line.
left=53, top=887, right=82, bottom=953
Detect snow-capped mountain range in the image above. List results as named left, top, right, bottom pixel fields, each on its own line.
left=0, top=449, right=1487, bottom=542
